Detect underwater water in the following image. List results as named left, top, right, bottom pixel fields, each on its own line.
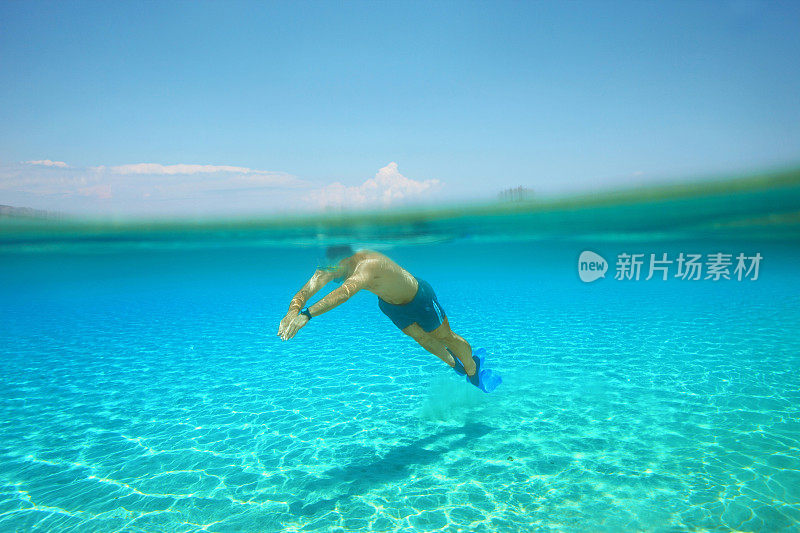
left=2, top=180, right=800, bottom=531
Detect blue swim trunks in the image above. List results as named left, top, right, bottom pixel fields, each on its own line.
left=378, top=277, right=446, bottom=332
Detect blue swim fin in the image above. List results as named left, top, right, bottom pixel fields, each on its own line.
left=466, top=348, right=503, bottom=393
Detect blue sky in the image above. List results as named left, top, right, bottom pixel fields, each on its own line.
left=1, top=1, right=798, bottom=216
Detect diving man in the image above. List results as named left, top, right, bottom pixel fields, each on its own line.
left=277, top=245, right=484, bottom=383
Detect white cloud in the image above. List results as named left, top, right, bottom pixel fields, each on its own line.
left=25, top=159, right=68, bottom=168
left=311, top=162, right=441, bottom=210
left=2, top=159, right=442, bottom=216
left=106, top=163, right=272, bottom=176
left=1, top=159, right=307, bottom=216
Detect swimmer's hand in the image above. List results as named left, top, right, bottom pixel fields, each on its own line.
left=277, top=312, right=296, bottom=338
left=279, top=313, right=309, bottom=340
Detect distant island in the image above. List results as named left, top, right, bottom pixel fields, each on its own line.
left=0, top=205, right=64, bottom=219
left=498, top=186, right=533, bottom=202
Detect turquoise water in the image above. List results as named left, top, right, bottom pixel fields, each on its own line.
left=2, top=182, right=800, bottom=531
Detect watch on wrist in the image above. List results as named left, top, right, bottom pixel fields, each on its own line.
left=300, top=308, right=313, bottom=320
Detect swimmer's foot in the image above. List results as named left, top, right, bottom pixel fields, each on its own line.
left=467, top=352, right=482, bottom=387
left=465, top=348, right=502, bottom=393
left=449, top=348, right=467, bottom=376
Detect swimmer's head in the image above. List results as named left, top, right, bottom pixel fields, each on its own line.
left=318, top=244, right=354, bottom=281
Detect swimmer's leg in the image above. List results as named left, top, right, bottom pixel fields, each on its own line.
left=402, top=323, right=455, bottom=367
left=430, top=317, right=476, bottom=377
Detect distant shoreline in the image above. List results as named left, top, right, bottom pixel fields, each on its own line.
left=2, top=166, right=800, bottom=250
left=4, top=165, right=799, bottom=224
left=0, top=205, right=66, bottom=220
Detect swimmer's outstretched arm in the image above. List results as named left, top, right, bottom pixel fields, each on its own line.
left=278, top=269, right=333, bottom=338
left=307, top=271, right=368, bottom=317
left=279, top=266, right=369, bottom=341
